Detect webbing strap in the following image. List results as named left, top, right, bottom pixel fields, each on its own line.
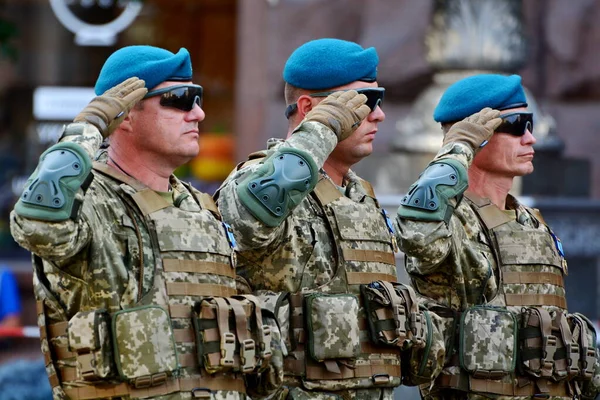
left=131, top=189, right=172, bottom=216
left=438, top=373, right=569, bottom=397
left=305, top=362, right=400, bottom=381
left=92, top=162, right=145, bottom=191
left=503, top=271, right=564, bottom=286
left=173, top=328, right=195, bottom=343
left=227, top=297, right=255, bottom=372
left=505, top=293, right=567, bottom=309
left=213, top=297, right=235, bottom=368
left=342, top=248, right=396, bottom=266
left=163, top=259, right=234, bottom=278
left=346, top=272, right=397, bottom=285
left=169, top=304, right=192, bottom=319
left=312, top=178, right=343, bottom=205
left=166, top=282, right=236, bottom=297
left=64, top=375, right=246, bottom=400
left=195, top=192, right=221, bottom=217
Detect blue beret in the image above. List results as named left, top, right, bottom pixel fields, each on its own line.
left=94, top=45, right=192, bottom=95
left=433, top=74, right=528, bottom=123
left=283, top=38, right=379, bottom=90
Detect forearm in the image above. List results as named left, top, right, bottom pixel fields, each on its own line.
left=284, top=121, right=338, bottom=168
left=58, top=122, right=104, bottom=160
left=10, top=209, right=92, bottom=260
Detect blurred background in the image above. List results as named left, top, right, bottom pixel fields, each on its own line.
left=0, top=0, right=599, bottom=399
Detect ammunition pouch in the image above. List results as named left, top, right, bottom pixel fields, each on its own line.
left=68, top=310, right=117, bottom=381
left=193, top=295, right=273, bottom=375
left=360, top=280, right=427, bottom=349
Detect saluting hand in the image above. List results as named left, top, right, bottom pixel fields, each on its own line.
left=74, top=77, right=148, bottom=138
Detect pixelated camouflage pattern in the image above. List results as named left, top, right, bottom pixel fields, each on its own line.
left=10, top=122, right=245, bottom=399
left=269, top=385, right=394, bottom=399
left=217, top=122, right=404, bottom=392
left=403, top=309, right=446, bottom=386
left=460, top=307, right=516, bottom=374
left=397, top=142, right=577, bottom=399
left=113, top=306, right=177, bottom=379
left=306, top=294, right=361, bottom=361
left=68, top=310, right=115, bottom=379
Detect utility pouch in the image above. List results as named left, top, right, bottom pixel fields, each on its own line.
left=360, top=280, right=427, bottom=349
left=519, top=307, right=558, bottom=379
left=460, top=306, right=517, bottom=378
left=68, top=309, right=116, bottom=381
left=112, top=306, right=178, bottom=385
left=246, top=291, right=287, bottom=398
left=193, top=295, right=272, bottom=375
left=402, top=309, right=446, bottom=386
left=569, top=313, right=599, bottom=381
left=304, top=293, right=361, bottom=361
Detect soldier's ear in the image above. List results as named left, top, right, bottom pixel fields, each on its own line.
left=296, top=95, right=314, bottom=118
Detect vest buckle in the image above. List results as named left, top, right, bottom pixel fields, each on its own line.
left=220, top=332, right=236, bottom=367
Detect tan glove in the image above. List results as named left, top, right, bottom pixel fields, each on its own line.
left=442, top=107, right=503, bottom=153
left=304, top=90, right=371, bottom=142
left=74, top=77, right=148, bottom=138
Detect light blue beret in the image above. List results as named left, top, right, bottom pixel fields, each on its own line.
left=94, top=45, right=193, bottom=95
left=433, top=74, right=528, bottom=123
left=283, top=38, right=379, bottom=90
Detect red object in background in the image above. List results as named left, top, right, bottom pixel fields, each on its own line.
left=0, top=326, right=39, bottom=338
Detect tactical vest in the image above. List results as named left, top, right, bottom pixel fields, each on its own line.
left=435, top=193, right=592, bottom=398
left=465, top=192, right=567, bottom=311
left=36, top=163, right=246, bottom=400
left=282, top=177, right=404, bottom=390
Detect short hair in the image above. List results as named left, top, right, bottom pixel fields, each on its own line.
left=284, top=82, right=304, bottom=106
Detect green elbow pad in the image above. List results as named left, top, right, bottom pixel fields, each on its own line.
left=14, top=141, right=93, bottom=221
left=236, top=148, right=318, bottom=227
left=397, top=159, right=467, bottom=223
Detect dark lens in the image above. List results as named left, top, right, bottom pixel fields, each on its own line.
left=160, top=86, right=203, bottom=111
left=357, top=88, right=385, bottom=111
left=495, top=112, right=533, bottom=136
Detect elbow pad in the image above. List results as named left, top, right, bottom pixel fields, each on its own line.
left=397, top=159, right=467, bottom=223
left=14, top=141, right=93, bottom=221
left=236, top=148, right=318, bottom=227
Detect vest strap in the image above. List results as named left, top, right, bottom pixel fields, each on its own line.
left=305, top=362, right=400, bottom=381
left=346, top=271, right=398, bottom=285
left=131, top=189, right=171, bottom=216
left=166, top=282, right=236, bottom=297
left=63, top=375, right=246, bottom=399
left=342, top=248, right=396, bottom=266
left=502, top=271, right=564, bottom=287
left=313, top=179, right=343, bottom=206
left=169, top=304, right=192, bottom=319
left=437, top=373, right=570, bottom=397
left=505, top=293, right=567, bottom=309
left=163, top=259, right=234, bottom=279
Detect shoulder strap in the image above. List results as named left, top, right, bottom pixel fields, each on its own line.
left=464, top=191, right=514, bottom=230
left=312, top=178, right=343, bottom=206
left=180, top=181, right=221, bottom=218
left=92, top=162, right=170, bottom=216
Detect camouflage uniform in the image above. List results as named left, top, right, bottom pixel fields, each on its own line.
left=217, top=122, right=444, bottom=399
left=10, top=123, right=249, bottom=400
left=397, top=141, right=600, bottom=400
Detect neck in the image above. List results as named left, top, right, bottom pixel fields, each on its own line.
left=107, top=143, right=172, bottom=192
left=323, top=158, right=350, bottom=186
left=468, top=166, right=513, bottom=210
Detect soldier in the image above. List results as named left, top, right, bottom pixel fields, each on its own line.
left=397, top=73, right=600, bottom=399
left=10, top=45, right=275, bottom=400
left=216, top=38, right=445, bottom=400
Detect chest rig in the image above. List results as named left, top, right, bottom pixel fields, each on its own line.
left=465, top=192, right=567, bottom=311
left=38, top=163, right=245, bottom=400
left=435, top=193, right=583, bottom=398
left=284, top=177, right=403, bottom=390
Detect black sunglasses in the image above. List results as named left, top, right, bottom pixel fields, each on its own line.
left=143, top=84, right=203, bottom=112
left=284, top=87, right=385, bottom=119
left=495, top=112, right=534, bottom=136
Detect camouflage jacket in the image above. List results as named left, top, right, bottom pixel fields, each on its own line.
left=10, top=123, right=243, bottom=400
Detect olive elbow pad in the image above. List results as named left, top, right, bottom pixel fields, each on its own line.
left=14, top=141, right=93, bottom=221
left=397, top=159, right=467, bottom=223
left=236, top=148, right=318, bottom=227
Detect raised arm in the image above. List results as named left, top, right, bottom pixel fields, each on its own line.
left=217, top=90, right=370, bottom=250
left=395, top=108, right=502, bottom=273
left=10, top=78, right=147, bottom=260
